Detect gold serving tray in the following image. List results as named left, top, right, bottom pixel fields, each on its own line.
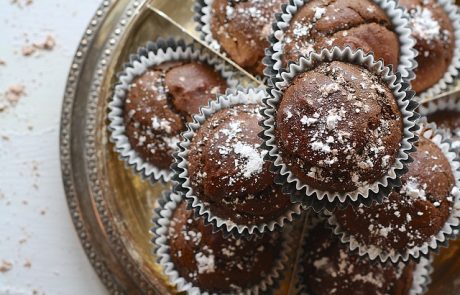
left=60, top=0, right=460, bottom=293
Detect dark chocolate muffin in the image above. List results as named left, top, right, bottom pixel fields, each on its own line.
left=124, top=61, right=227, bottom=170
left=282, top=0, right=400, bottom=68
left=209, top=0, right=284, bottom=76
left=168, top=201, right=283, bottom=293
left=427, top=109, right=460, bottom=149
left=301, top=222, right=416, bottom=295
left=399, top=0, right=455, bottom=93
left=333, top=136, right=455, bottom=254
left=188, top=103, right=292, bottom=224
left=276, top=61, right=403, bottom=193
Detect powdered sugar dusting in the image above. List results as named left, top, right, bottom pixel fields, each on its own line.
left=233, top=142, right=267, bottom=178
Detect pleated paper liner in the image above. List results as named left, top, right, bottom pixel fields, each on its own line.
left=260, top=47, right=419, bottom=211
left=108, top=38, right=239, bottom=184
left=172, top=87, right=303, bottom=238
left=326, top=120, right=460, bottom=264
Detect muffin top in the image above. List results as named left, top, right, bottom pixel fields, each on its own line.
left=334, top=136, right=456, bottom=253
left=282, top=0, right=399, bottom=68
left=188, top=103, right=292, bottom=224
left=399, top=0, right=455, bottom=93
left=276, top=61, right=403, bottom=193
left=168, top=201, right=283, bottom=293
left=124, top=61, right=227, bottom=170
left=210, top=0, right=284, bottom=76
left=301, top=222, right=415, bottom=295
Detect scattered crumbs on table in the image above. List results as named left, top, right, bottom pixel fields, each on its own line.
left=1, top=135, right=10, bottom=141
left=1, top=84, right=26, bottom=112
left=0, top=260, right=13, bottom=273
left=21, top=35, right=56, bottom=57
left=10, top=0, right=33, bottom=8
left=40, top=208, right=47, bottom=215
left=0, top=59, right=5, bottom=66
left=23, top=260, right=32, bottom=268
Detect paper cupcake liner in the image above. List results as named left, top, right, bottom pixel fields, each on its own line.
left=260, top=47, right=419, bottom=211
left=296, top=220, right=433, bottom=295
left=326, top=119, right=460, bottom=263
left=419, top=92, right=460, bottom=151
left=172, top=87, right=303, bottom=238
left=107, top=38, right=239, bottom=184
left=152, top=191, right=293, bottom=295
left=194, top=0, right=269, bottom=81
left=417, top=0, right=460, bottom=100
left=264, top=0, right=417, bottom=83
left=194, top=0, right=221, bottom=53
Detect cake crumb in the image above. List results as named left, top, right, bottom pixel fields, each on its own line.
left=23, top=260, right=32, bottom=268
left=5, top=84, right=26, bottom=105
left=0, top=260, right=13, bottom=273
left=22, top=35, right=56, bottom=56
left=0, top=59, right=5, bottom=66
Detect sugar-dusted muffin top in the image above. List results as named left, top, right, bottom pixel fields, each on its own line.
left=168, top=201, right=283, bottom=293
left=210, top=0, right=284, bottom=76
left=333, top=136, right=456, bottom=253
left=276, top=61, right=403, bottom=193
left=301, top=222, right=415, bottom=295
left=427, top=109, right=460, bottom=149
left=124, top=61, right=227, bottom=169
left=282, top=0, right=399, bottom=68
left=188, top=103, right=292, bottom=224
left=400, top=0, right=455, bottom=93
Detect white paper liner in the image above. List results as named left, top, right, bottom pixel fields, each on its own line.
left=195, top=0, right=271, bottom=80
left=195, top=0, right=221, bottom=53
left=419, top=93, right=460, bottom=152
left=417, top=0, right=460, bottom=100
left=419, top=92, right=460, bottom=116
left=260, top=47, right=419, bottom=211
left=152, top=191, right=293, bottom=295
left=326, top=120, right=460, bottom=263
left=296, top=219, right=433, bottom=295
left=172, top=87, right=303, bottom=237
left=107, top=38, right=239, bottom=183
left=264, top=0, right=417, bottom=82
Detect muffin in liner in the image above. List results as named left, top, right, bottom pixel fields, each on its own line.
left=326, top=120, right=460, bottom=263
left=172, top=87, right=302, bottom=238
left=260, top=47, right=419, bottom=211
left=296, top=218, right=433, bottom=295
left=413, top=0, right=460, bottom=100
left=194, top=0, right=281, bottom=79
left=263, top=0, right=417, bottom=83
left=152, top=191, right=293, bottom=295
left=108, top=38, right=238, bottom=184
left=419, top=93, right=460, bottom=151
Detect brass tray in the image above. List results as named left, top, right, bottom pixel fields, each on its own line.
left=60, top=0, right=460, bottom=293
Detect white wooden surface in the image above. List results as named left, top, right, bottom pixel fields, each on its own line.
left=0, top=1, right=109, bottom=294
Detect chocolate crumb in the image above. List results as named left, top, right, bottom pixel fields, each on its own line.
left=0, top=260, right=13, bottom=273
left=21, top=35, right=56, bottom=57
left=23, top=260, right=32, bottom=268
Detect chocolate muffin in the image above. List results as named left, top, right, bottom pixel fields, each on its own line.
left=188, top=103, right=292, bottom=224
left=276, top=61, right=403, bottom=193
left=399, top=0, right=455, bottom=93
left=168, top=201, right=283, bottom=293
left=282, top=0, right=400, bottom=68
left=427, top=109, right=460, bottom=149
left=333, top=136, right=455, bottom=254
left=209, top=0, right=284, bottom=76
left=124, top=61, right=227, bottom=170
left=301, top=222, right=416, bottom=295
